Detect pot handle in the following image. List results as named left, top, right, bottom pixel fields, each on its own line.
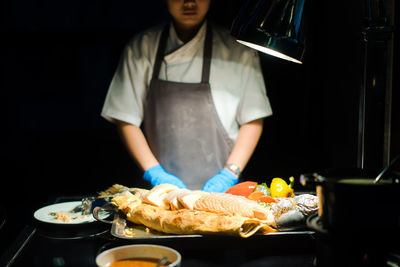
left=375, top=154, right=400, bottom=183
left=299, top=172, right=326, bottom=186
left=93, top=205, right=116, bottom=224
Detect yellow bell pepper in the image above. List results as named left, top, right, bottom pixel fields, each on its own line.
left=270, top=177, right=295, bottom=198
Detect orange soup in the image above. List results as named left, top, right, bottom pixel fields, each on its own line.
left=107, top=258, right=170, bottom=267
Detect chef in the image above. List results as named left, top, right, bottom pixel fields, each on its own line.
left=101, top=0, right=272, bottom=192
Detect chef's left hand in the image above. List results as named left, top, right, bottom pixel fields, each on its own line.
left=202, top=168, right=239, bottom=193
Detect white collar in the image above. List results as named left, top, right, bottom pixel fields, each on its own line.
left=165, top=20, right=208, bottom=60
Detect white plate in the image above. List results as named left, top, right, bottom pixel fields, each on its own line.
left=34, top=201, right=96, bottom=224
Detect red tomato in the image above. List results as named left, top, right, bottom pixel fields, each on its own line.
left=247, top=191, right=264, bottom=201
left=259, top=195, right=277, bottom=203
left=225, top=181, right=257, bottom=197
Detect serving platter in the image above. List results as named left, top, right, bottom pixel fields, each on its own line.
left=108, top=210, right=315, bottom=240
left=110, top=210, right=202, bottom=239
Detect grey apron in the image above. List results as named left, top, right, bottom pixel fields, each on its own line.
left=143, top=24, right=234, bottom=189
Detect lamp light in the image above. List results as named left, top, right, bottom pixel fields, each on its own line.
left=231, top=0, right=306, bottom=64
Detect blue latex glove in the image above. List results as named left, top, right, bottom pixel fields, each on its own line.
left=143, top=164, right=187, bottom=189
left=202, top=168, right=239, bottom=193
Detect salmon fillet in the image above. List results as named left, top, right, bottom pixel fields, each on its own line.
left=194, top=193, right=275, bottom=224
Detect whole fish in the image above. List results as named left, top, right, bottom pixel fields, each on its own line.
left=271, top=194, right=319, bottom=230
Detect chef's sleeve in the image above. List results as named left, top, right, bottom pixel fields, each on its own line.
left=236, top=51, right=273, bottom=125
left=101, top=40, right=149, bottom=127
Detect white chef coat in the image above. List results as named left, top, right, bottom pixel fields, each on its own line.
left=101, top=21, right=272, bottom=141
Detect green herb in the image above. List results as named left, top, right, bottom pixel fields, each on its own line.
left=255, top=183, right=270, bottom=196
left=289, top=176, right=295, bottom=189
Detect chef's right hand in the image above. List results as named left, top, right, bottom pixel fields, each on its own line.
left=143, top=164, right=187, bottom=189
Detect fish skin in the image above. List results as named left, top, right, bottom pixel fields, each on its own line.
left=271, top=194, right=319, bottom=230
left=271, top=194, right=319, bottom=218
left=293, top=194, right=319, bottom=216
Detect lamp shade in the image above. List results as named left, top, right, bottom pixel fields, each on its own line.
left=231, top=0, right=306, bottom=64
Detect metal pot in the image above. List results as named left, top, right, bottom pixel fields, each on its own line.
left=300, top=168, right=400, bottom=231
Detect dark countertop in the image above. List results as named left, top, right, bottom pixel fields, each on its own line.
left=0, top=196, right=317, bottom=267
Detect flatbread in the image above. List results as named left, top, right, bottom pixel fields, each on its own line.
left=112, top=194, right=276, bottom=238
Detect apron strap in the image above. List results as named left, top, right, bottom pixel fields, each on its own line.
left=201, top=24, right=212, bottom=84
left=152, top=22, right=213, bottom=84
left=152, top=24, right=169, bottom=80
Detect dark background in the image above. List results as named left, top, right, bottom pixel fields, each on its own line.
left=1, top=0, right=399, bottom=250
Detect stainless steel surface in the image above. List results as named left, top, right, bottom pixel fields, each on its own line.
left=109, top=211, right=314, bottom=240
left=384, top=0, right=395, bottom=167
left=358, top=0, right=394, bottom=170
left=374, top=153, right=400, bottom=183
left=357, top=34, right=367, bottom=169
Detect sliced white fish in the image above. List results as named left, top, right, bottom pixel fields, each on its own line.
left=164, top=189, right=190, bottom=210
left=178, top=190, right=209, bottom=210
left=142, top=184, right=179, bottom=208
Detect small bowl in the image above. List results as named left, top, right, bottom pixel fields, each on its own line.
left=96, top=244, right=181, bottom=267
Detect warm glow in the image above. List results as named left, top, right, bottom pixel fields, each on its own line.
left=237, top=40, right=303, bottom=64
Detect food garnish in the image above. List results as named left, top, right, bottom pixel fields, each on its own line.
left=225, top=177, right=295, bottom=200
left=258, top=195, right=277, bottom=203
left=255, top=183, right=270, bottom=196
left=247, top=191, right=264, bottom=201
left=270, top=177, right=295, bottom=198
left=224, top=181, right=257, bottom=197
